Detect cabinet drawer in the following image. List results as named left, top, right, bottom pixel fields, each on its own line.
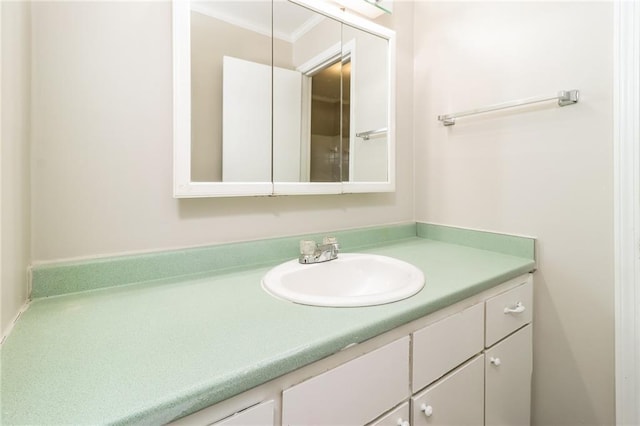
left=367, top=402, right=410, bottom=426
left=211, top=400, right=274, bottom=426
left=485, top=279, right=532, bottom=347
left=411, top=355, right=485, bottom=426
left=282, top=336, right=410, bottom=426
left=412, top=302, right=484, bottom=392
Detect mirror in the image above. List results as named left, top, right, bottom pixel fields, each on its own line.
left=173, top=0, right=395, bottom=197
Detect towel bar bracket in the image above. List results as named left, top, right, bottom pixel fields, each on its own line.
left=557, top=89, right=580, bottom=106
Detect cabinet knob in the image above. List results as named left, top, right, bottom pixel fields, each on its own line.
left=504, top=301, right=525, bottom=314
left=490, top=357, right=502, bottom=366
left=396, top=419, right=410, bottom=426
left=420, top=404, right=433, bottom=417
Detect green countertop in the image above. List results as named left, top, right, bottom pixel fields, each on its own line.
left=1, top=232, right=535, bottom=425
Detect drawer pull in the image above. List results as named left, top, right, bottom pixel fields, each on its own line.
left=397, top=418, right=410, bottom=426
left=420, top=404, right=433, bottom=417
left=503, top=301, right=525, bottom=314
left=490, top=357, right=501, bottom=366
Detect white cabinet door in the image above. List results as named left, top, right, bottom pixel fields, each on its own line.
left=283, top=336, right=410, bottom=426
left=211, top=400, right=274, bottom=426
left=411, top=355, right=484, bottom=426
left=368, top=402, right=410, bottom=426
left=485, top=324, right=532, bottom=426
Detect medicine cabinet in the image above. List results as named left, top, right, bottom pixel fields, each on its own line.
left=173, top=0, right=396, bottom=197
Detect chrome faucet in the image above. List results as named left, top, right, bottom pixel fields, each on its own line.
left=299, top=237, right=339, bottom=264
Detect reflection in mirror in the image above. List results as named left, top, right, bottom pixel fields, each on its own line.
left=308, top=61, right=344, bottom=182
left=273, top=1, right=342, bottom=183
left=334, top=0, right=393, bottom=17
left=343, top=22, right=389, bottom=182
left=364, top=0, right=393, bottom=14
left=190, top=1, right=275, bottom=183
left=273, top=1, right=342, bottom=182
left=273, top=0, right=390, bottom=184
left=341, top=58, right=351, bottom=181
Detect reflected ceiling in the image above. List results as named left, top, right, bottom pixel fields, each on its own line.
left=191, top=0, right=324, bottom=42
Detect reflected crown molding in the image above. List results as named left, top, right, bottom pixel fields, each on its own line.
left=190, top=1, right=325, bottom=43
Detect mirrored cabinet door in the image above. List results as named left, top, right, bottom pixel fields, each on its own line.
left=273, top=0, right=343, bottom=194
left=342, top=22, right=389, bottom=184
left=190, top=1, right=272, bottom=184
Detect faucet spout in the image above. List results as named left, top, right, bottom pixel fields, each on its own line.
left=299, top=237, right=340, bottom=264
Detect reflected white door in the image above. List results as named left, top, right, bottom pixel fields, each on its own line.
left=222, top=56, right=301, bottom=183
left=222, top=56, right=271, bottom=182
left=273, top=67, right=302, bottom=182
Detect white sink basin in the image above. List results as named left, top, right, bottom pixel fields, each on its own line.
left=261, top=253, right=425, bottom=307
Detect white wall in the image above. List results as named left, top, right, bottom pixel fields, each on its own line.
left=413, top=2, right=614, bottom=424
left=30, top=1, right=414, bottom=262
left=1, top=2, right=31, bottom=338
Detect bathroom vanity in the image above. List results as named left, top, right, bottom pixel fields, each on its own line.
left=175, top=275, right=532, bottom=426
left=0, top=223, right=535, bottom=425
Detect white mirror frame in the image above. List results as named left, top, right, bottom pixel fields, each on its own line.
left=172, top=0, right=396, bottom=198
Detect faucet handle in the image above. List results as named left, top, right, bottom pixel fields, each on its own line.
left=299, top=240, right=317, bottom=255
left=322, top=236, right=338, bottom=245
